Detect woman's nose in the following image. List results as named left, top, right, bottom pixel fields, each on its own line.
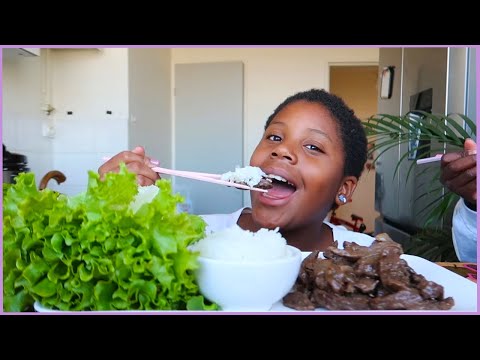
left=271, top=143, right=297, bottom=163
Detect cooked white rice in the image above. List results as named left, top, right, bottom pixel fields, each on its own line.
left=190, top=225, right=289, bottom=261
left=220, top=166, right=266, bottom=187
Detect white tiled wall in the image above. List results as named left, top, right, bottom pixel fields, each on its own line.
left=2, top=48, right=129, bottom=195
left=2, top=53, right=55, bottom=184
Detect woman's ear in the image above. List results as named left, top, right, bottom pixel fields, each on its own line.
left=335, top=176, right=358, bottom=207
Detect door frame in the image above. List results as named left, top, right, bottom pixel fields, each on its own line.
left=325, top=62, right=379, bottom=92
left=326, top=61, right=380, bottom=233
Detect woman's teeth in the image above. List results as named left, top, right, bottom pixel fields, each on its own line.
left=265, top=174, right=294, bottom=187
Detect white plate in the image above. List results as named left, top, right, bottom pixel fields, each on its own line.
left=33, top=302, right=171, bottom=313
left=270, top=253, right=477, bottom=312
left=34, top=254, right=477, bottom=313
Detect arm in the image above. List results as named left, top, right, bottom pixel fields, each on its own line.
left=440, top=139, right=477, bottom=262
left=451, top=198, right=477, bottom=263
left=98, top=146, right=160, bottom=186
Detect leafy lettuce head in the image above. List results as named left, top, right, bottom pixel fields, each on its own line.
left=3, top=164, right=217, bottom=311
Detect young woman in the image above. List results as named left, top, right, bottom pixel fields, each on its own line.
left=99, top=89, right=374, bottom=251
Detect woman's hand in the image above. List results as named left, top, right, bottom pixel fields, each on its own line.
left=440, top=138, right=477, bottom=205
left=98, top=146, right=161, bottom=186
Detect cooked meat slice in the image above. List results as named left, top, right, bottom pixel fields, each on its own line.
left=312, top=259, right=332, bottom=289
left=378, top=256, right=411, bottom=292
left=283, top=291, right=316, bottom=311
left=410, top=297, right=455, bottom=310
left=371, top=237, right=403, bottom=254
left=351, top=240, right=400, bottom=277
left=298, top=250, right=321, bottom=287
left=254, top=178, right=273, bottom=189
left=353, top=256, right=379, bottom=278
left=370, top=289, right=454, bottom=310
left=324, top=264, right=357, bottom=294
left=297, top=271, right=310, bottom=289
left=312, top=258, right=333, bottom=277
left=325, top=241, right=372, bottom=260
left=354, top=277, right=379, bottom=294
left=369, top=289, right=425, bottom=310
left=302, top=250, right=321, bottom=272
left=374, top=285, right=390, bottom=297
left=415, top=278, right=445, bottom=300
left=330, top=256, right=354, bottom=267
left=410, top=271, right=426, bottom=284
left=312, top=289, right=370, bottom=310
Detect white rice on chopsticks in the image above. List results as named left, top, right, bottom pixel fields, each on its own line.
left=220, top=166, right=267, bottom=187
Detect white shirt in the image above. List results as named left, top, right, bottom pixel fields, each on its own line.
left=452, top=199, right=477, bottom=262
left=200, top=207, right=375, bottom=249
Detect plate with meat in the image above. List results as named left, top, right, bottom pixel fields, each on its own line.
left=34, top=233, right=477, bottom=313
left=270, top=234, right=477, bottom=312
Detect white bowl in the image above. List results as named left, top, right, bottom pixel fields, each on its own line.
left=195, top=245, right=302, bottom=311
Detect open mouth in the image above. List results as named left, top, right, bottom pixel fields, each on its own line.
left=263, top=173, right=297, bottom=198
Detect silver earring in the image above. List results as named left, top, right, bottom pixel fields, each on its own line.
left=338, top=194, right=347, bottom=204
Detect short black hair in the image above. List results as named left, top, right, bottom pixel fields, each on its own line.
left=264, top=88, right=367, bottom=179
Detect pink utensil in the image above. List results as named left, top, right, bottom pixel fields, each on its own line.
left=101, top=157, right=268, bottom=193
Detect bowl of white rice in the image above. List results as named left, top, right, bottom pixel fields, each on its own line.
left=190, top=225, right=302, bottom=311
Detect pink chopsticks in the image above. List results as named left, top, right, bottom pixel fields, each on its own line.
left=416, top=154, right=443, bottom=165
left=416, top=150, right=477, bottom=165
left=101, top=157, right=267, bottom=192
left=150, top=166, right=267, bottom=192
left=151, top=167, right=221, bottom=180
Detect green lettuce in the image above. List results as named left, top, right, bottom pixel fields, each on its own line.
left=3, top=165, right=218, bottom=312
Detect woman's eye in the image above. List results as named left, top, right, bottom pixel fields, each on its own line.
left=305, top=144, right=322, bottom=152
left=267, top=135, right=282, bottom=141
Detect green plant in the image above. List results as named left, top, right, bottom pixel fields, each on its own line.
left=403, top=228, right=459, bottom=262
left=363, top=112, right=475, bottom=261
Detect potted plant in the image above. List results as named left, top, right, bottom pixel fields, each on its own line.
left=363, top=112, right=476, bottom=261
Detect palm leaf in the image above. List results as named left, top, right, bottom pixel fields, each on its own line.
left=368, top=139, right=402, bottom=173
left=403, top=228, right=458, bottom=262
left=422, top=192, right=459, bottom=228
left=455, top=114, right=477, bottom=136
left=364, top=112, right=474, bottom=229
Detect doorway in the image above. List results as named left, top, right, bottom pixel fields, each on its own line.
left=328, top=64, right=379, bottom=233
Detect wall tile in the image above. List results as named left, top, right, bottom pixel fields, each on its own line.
left=53, top=153, right=102, bottom=188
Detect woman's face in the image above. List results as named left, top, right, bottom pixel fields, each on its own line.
left=249, top=100, right=356, bottom=230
